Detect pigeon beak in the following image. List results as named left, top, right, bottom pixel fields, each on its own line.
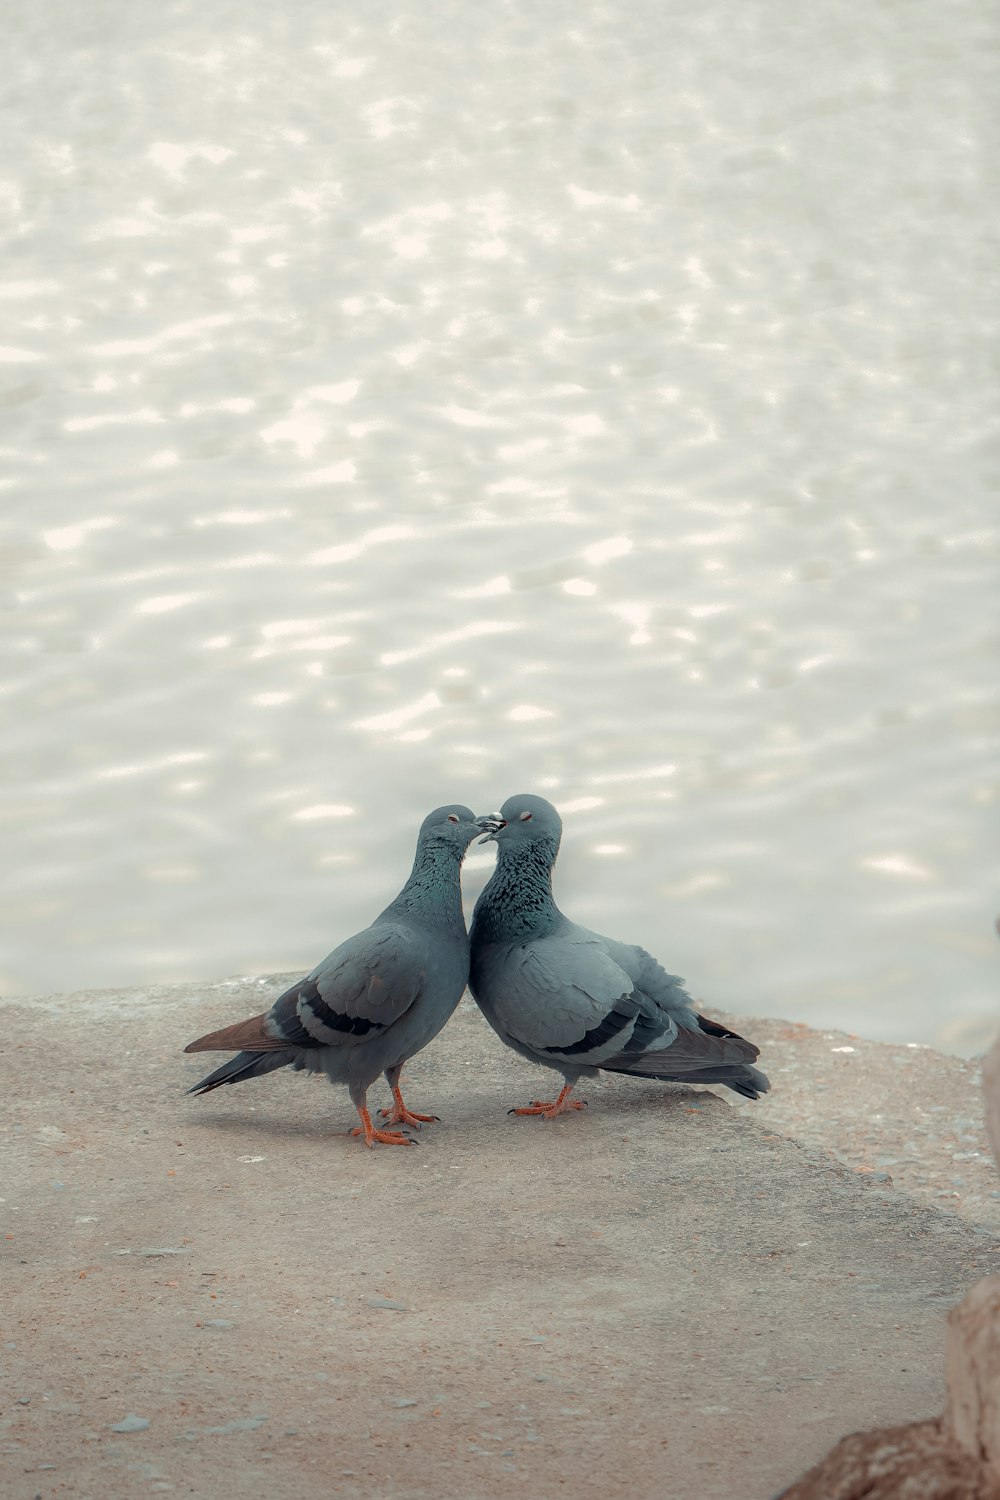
left=476, top=815, right=506, bottom=844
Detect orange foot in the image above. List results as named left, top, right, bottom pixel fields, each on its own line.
left=378, top=1088, right=440, bottom=1131
left=509, top=1085, right=587, bottom=1120
left=351, top=1105, right=418, bottom=1149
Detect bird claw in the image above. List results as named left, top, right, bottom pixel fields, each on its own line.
left=378, top=1083, right=441, bottom=1130
left=351, top=1105, right=419, bottom=1147
left=508, top=1095, right=588, bottom=1119
left=350, top=1123, right=418, bottom=1148
left=378, top=1105, right=440, bottom=1129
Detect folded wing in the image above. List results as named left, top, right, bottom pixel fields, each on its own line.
left=482, top=925, right=765, bottom=1091
left=185, top=925, right=424, bottom=1055
left=483, top=932, right=648, bottom=1065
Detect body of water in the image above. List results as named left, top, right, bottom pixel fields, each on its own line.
left=2, top=0, right=998, bottom=1051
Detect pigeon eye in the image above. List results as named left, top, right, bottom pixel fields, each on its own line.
left=519, top=811, right=532, bottom=822
left=447, top=814, right=459, bottom=823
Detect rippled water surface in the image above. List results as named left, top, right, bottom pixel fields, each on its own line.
left=3, top=1, right=998, bottom=1050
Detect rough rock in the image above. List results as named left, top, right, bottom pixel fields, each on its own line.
left=946, top=1276, right=1000, bottom=1481
left=773, top=1418, right=998, bottom=1500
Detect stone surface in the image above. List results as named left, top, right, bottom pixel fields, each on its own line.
left=982, top=1035, right=1000, bottom=1175
left=3, top=976, right=1000, bottom=1500
left=732, top=1026, right=1000, bottom=1499
left=779, top=1268, right=1000, bottom=1500
left=773, top=1419, right=999, bottom=1500
left=722, top=1016, right=1000, bottom=1229
left=109, top=1414, right=151, bottom=1434
left=947, top=1275, right=1000, bottom=1480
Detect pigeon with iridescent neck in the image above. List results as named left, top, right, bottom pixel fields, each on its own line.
left=470, top=794, right=769, bottom=1120
left=185, top=805, right=492, bottom=1148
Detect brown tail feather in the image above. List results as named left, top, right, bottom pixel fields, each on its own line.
left=184, top=1012, right=287, bottom=1054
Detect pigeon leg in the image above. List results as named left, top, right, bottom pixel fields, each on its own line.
left=350, top=1102, right=418, bottom=1148
left=378, top=1065, right=440, bottom=1129
left=509, top=1083, right=587, bottom=1119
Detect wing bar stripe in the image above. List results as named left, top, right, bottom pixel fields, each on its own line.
left=298, top=978, right=384, bottom=1038
left=542, top=1002, right=635, bottom=1057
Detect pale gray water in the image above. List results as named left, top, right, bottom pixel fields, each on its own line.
left=2, top=1, right=998, bottom=1051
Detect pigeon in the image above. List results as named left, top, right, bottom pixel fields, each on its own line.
left=185, top=805, right=491, bottom=1148
left=470, top=794, right=769, bottom=1119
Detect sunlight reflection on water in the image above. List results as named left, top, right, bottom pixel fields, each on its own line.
left=1, top=2, right=998, bottom=1054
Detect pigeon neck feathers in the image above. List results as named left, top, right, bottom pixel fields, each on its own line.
left=473, top=836, right=563, bottom=942
left=383, top=835, right=468, bottom=930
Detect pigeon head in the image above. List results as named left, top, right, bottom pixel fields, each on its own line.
left=479, top=794, right=563, bottom=851
left=418, top=804, right=494, bottom=851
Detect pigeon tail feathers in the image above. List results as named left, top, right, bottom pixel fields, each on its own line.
left=602, top=1055, right=771, bottom=1098
left=725, top=1066, right=771, bottom=1099
left=187, top=1049, right=294, bottom=1095
left=601, top=1014, right=770, bottom=1095
left=184, top=1012, right=288, bottom=1054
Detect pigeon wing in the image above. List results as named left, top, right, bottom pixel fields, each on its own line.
left=517, top=929, right=760, bottom=1077
left=186, top=925, right=425, bottom=1056
left=488, top=931, right=650, bottom=1063
left=289, top=924, right=425, bottom=1046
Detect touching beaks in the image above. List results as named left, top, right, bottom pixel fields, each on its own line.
left=476, top=814, right=506, bottom=844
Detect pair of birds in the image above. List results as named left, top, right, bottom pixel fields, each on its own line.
left=185, top=795, right=770, bottom=1147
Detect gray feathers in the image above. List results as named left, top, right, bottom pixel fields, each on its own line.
left=185, top=804, right=489, bottom=1147
left=470, top=793, right=770, bottom=1108
left=185, top=792, right=770, bottom=1144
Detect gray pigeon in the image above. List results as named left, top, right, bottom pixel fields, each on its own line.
left=470, top=794, right=769, bottom=1119
left=185, top=805, right=491, bottom=1148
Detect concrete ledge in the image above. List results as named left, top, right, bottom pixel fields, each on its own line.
left=4, top=976, right=1000, bottom=1499
left=720, top=1014, right=1000, bottom=1231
